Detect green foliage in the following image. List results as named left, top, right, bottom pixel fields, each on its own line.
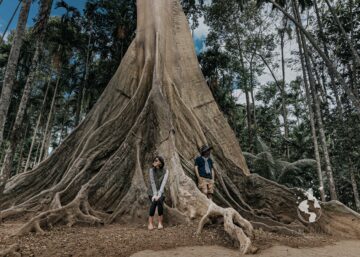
left=244, top=136, right=317, bottom=188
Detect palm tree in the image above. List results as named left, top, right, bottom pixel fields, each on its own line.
left=244, top=137, right=318, bottom=192
left=0, top=0, right=32, bottom=149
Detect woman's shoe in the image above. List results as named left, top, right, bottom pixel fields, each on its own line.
left=148, top=223, right=154, bottom=230
left=157, top=223, right=163, bottom=230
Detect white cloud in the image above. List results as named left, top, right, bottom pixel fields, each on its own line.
left=1, top=31, right=10, bottom=42
left=193, top=16, right=209, bottom=39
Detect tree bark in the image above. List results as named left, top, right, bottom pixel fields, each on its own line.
left=0, top=0, right=32, bottom=148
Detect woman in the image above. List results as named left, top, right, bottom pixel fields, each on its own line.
left=148, top=156, right=169, bottom=230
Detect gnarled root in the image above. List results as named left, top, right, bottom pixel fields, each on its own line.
left=16, top=185, right=105, bottom=236
left=197, top=203, right=255, bottom=255
left=0, top=208, right=27, bottom=223
left=0, top=244, right=20, bottom=257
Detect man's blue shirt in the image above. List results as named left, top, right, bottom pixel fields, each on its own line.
left=194, top=156, right=213, bottom=179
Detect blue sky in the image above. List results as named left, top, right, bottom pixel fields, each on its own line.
left=0, top=0, right=86, bottom=37
left=0, top=0, right=205, bottom=51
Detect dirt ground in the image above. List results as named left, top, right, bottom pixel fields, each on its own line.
left=131, top=241, right=360, bottom=257
left=0, top=221, right=357, bottom=257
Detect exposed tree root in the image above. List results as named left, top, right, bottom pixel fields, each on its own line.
left=16, top=185, right=104, bottom=236
left=0, top=244, right=20, bottom=257
left=197, top=203, right=255, bottom=254
left=0, top=208, right=27, bottom=222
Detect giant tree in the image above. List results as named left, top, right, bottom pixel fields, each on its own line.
left=0, top=0, right=359, bottom=255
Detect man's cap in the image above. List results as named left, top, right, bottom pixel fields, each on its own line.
left=199, top=144, right=213, bottom=154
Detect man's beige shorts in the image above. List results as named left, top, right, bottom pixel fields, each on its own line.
left=198, top=177, right=214, bottom=194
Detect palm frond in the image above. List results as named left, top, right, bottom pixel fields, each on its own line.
left=243, top=151, right=258, bottom=161
left=255, top=135, right=271, bottom=153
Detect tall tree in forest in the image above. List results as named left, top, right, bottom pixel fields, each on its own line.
left=24, top=76, right=51, bottom=173
left=264, top=0, right=360, bottom=112
left=277, top=13, right=291, bottom=159
left=313, top=0, right=343, bottom=117
left=38, top=72, right=59, bottom=163
left=0, top=0, right=32, bottom=149
left=323, top=0, right=360, bottom=66
left=1, top=0, right=53, bottom=183
left=204, top=0, right=276, bottom=151
left=294, top=24, right=326, bottom=201
left=292, top=0, right=336, bottom=200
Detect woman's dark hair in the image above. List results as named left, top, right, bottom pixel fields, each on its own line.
left=152, top=156, right=165, bottom=169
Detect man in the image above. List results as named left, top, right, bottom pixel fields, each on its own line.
left=194, top=145, right=215, bottom=200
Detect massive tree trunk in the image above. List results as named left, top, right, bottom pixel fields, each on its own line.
left=0, top=0, right=32, bottom=148
left=0, top=0, right=359, bottom=253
